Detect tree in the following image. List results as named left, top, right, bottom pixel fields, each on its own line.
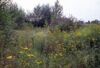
left=26, top=4, right=52, bottom=27
left=50, top=0, right=63, bottom=26
left=0, top=0, right=16, bottom=67
left=91, top=19, right=100, bottom=24
left=33, top=5, right=42, bottom=18
left=41, top=5, right=51, bottom=24
left=0, top=0, right=10, bottom=9
left=8, top=4, right=25, bottom=29
left=0, top=0, right=11, bottom=29
left=52, top=0, right=63, bottom=19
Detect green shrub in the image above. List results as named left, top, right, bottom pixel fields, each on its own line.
left=1, top=24, right=100, bottom=68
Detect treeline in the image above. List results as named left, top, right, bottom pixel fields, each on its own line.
left=0, top=0, right=100, bottom=31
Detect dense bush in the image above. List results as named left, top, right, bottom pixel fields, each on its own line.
left=1, top=24, right=99, bottom=68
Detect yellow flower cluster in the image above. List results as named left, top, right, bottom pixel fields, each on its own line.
left=6, top=56, right=13, bottom=60
left=59, top=53, right=63, bottom=56
left=19, top=51, right=24, bottom=54
left=21, top=47, right=29, bottom=50
left=76, top=32, right=81, bottom=36
left=35, top=60, right=43, bottom=65
left=53, top=53, right=63, bottom=58
left=27, top=54, right=35, bottom=57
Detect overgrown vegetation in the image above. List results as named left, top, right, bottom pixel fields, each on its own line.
left=0, top=0, right=100, bottom=68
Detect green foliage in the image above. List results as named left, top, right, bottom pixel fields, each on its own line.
left=52, top=0, right=63, bottom=19
left=0, top=0, right=16, bottom=67
left=8, top=4, right=25, bottom=29
left=0, top=1, right=100, bottom=68
left=0, top=24, right=99, bottom=68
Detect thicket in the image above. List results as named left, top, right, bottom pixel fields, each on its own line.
left=1, top=24, right=99, bottom=68
left=0, top=0, right=100, bottom=68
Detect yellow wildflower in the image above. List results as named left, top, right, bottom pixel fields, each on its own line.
left=59, top=53, right=63, bottom=56
left=22, top=47, right=29, bottom=50
left=35, top=60, right=43, bottom=65
left=55, top=54, right=58, bottom=56
left=76, top=32, right=81, bottom=36
left=27, top=54, right=35, bottom=57
left=19, top=51, right=24, bottom=54
left=6, top=56, right=13, bottom=60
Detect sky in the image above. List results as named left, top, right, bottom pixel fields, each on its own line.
left=12, top=0, right=100, bottom=21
